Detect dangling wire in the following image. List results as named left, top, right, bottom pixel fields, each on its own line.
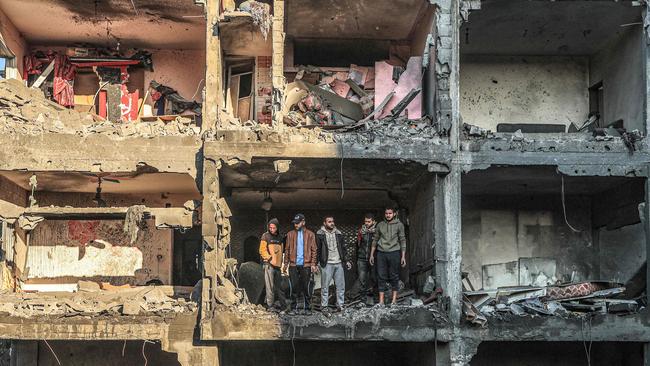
left=561, top=175, right=582, bottom=233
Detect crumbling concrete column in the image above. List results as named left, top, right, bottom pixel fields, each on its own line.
left=204, top=0, right=224, bottom=131
left=430, top=0, right=460, bottom=142
left=271, top=0, right=286, bottom=125
left=645, top=166, right=650, bottom=306
left=643, top=5, right=650, bottom=136
left=201, top=157, right=220, bottom=339
left=435, top=338, right=479, bottom=366
left=435, top=168, right=463, bottom=324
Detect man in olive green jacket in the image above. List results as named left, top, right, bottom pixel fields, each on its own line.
left=370, top=207, right=407, bottom=305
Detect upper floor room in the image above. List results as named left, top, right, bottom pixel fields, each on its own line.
left=0, top=0, right=206, bottom=139
left=460, top=0, right=648, bottom=153
left=213, top=0, right=447, bottom=146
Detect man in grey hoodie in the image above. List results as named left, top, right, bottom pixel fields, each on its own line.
left=316, top=216, right=351, bottom=313
left=370, top=207, right=407, bottom=305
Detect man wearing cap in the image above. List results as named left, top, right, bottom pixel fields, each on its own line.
left=283, top=213, right=318, bottom=312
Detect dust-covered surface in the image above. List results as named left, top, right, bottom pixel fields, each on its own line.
left=227, top=302, right=449, bottom=330
left=0, top=79, right=201, bottom=139
left=0, top=286, right=197, bottom=318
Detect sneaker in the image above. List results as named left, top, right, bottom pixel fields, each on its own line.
left=322, top=307, right=331, bottom=316
left=374, top=302, right=385, bottom=309
left=335, top=306, right=344, bottom=313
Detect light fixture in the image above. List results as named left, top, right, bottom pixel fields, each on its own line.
left=92, top=177, right=107, bottom=207
left=261, top=190, right=273, bottom=211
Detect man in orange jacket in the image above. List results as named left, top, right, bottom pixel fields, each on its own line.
left=259, top=218, right=288, bottom=311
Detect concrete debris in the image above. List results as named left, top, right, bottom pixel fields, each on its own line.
left=17, top=215, right=44, bottom=231
left=0, top=79, right=200, bottom=139
left=77, top=280, right=101, bottom=292
left=463, top=123, right=492, bottom=138
left=123, top=205, right=146, bottom=244
left=227, top=302, right=449, bottom=329
left=279, top=59, right=424, bottom=128
left=463, top=281, right=637, bottom=325
left=336, top=117, right=442, bottom=144
left=0, top=286, right=196, bottom=318
left=214, top=277, right=243, bottom=306
left=238, top=1, right=272, bottom=40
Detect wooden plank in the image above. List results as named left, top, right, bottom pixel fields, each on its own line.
left=30, top=61, right=55, bottom=89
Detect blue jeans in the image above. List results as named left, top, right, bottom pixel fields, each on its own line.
left=321, top=263, right=345, bottom=308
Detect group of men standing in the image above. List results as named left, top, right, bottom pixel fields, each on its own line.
left=258, top=208, right=407, bottom=314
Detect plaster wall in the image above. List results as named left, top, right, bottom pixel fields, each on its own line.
left=461, top=195, right=594, bottom=289
left=143, top=49, right=207, bottom=109
left=0, top=5, right=27, bottom=78
left=460, top=55, right=589, bottom=131
left=598, top=223, right=645, bottom=284
left=589, top=27, right=644, bottom=132
left=26, top=219, right=172, bottom=285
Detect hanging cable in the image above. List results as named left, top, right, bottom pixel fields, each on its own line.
left=43, top=340, right=61, bottom=366
left=291, top=325, right=297, bottom=366
left=581, top=316, right=593, bottom=366
left=339, top=143, right=345, bottom=199
left=561, top=175, right=581, bottom=233
left=191, top=79, right=205, bottom=101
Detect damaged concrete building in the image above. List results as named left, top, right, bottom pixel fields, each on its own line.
left=0, top=0, right=649, bottom=365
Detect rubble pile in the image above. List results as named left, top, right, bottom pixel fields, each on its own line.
left=238, top=0, right=272, bottom=39
left=282, top=58, right=423, bottom=129
left=337, top=117, right=443, bottom=144
left=226, top=302, right=448, bottom=327
left=463, top=281, right=640, bottom=326
left=0, top=285, right=197, bottom=318
left=0, top=79, right=200, bottom=138
left=463, top=122, right=644, bottom=153
left=216, top=115, right=442, bottom=145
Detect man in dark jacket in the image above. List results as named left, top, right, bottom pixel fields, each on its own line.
left=356, top=213, right=376, bottom=305
left=283, top=213, right=317, bottom=312
left=259, top=218, right=287, bottom=310
left=316, top=216, right=351, bottom=313
left=370, top=207, right=407, bottom=306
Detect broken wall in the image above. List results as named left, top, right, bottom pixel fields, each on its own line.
left=0, top=5, right=27, bottom=78
left=26, top=219, right=172, bottom=286
left=589, top=27, right=644, bottom=132
left=409, top=6, right=435, bottom=57
left=461, top=195, right=594, bottom=289
left=460, top=55, right=589, bottom=131
left=408, top=174, right=435, bottom=291
left=142, top=49, right=207, bottom=113
left=593, top=180, right=646, bottom=283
